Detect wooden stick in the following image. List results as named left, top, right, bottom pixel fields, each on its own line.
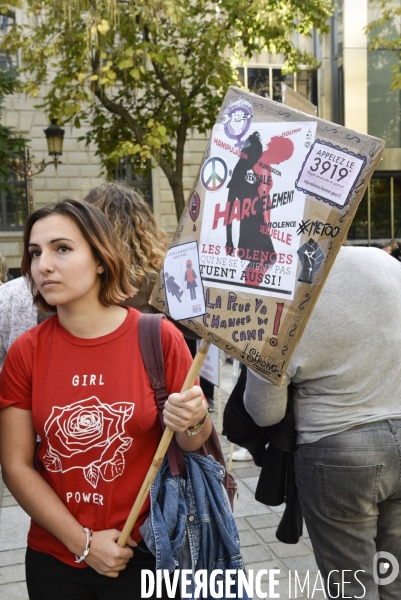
left=117, top=338, right=210, bottom=547
left=217, top=357, right=222, bottom=434
left=228, top=442, right=234, bottom=473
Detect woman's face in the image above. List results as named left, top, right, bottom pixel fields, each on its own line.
left=28, top=214, right=104, bottom=311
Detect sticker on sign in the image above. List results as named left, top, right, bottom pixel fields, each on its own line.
left=296, top=139, right=366, bottom=209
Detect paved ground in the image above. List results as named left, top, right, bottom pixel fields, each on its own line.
left=0, top=357, right=320, bottom=599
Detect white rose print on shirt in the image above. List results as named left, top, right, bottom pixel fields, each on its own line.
left=43, top=396, right=134, bottom=489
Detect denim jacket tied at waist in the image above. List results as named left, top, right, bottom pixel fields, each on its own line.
left=140, top=452, right=248, bottom=599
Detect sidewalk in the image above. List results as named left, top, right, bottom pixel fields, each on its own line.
left=0, top=358, right=320, bottom=600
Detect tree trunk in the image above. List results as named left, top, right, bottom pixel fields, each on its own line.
left=93, top=87, right=188, bottom=221
left=158, top=113, right=189, bottom=221
left=168, top=177, right=186, bottom=222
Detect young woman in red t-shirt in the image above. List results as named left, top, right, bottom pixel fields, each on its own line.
left=0, top=198, right=211, bottom=600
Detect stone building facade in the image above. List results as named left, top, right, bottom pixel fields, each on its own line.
left=3, top=0, right=398, bottom=272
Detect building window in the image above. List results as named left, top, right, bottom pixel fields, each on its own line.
left=368, top=50, right=401, bottom=147
left=347, top=174, right=401, bottom=246
left=296, top=69, right=318, bottom=107
left=0, top=170, right=29, bottom=230
left=367, top=4, right=401, bottom=147
left=331, top=1, right=344, bottom=126
left=394, top=177, right=401, bottom=238
left=0, top=11, right=26, bottom=230
left=370, top=178, right=392, bottom=240
left=114, top=157, right=153, bottom=210
left=237, top=66, right=317, bottom=105
left=347, top=189, right=368, bottom=242
left=0, top=11, right=17, bottom=70
left=247, top=67, right=271, bottom=99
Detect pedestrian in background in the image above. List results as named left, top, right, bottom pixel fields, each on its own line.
left=84, top=182, right=199, bottom=343
left=244, top=246, right=401, bottom=598
left=390, top=238, right=400, bottom=260
left=0, top=252, right=9, bottom=285
left=83, top=182, right=167, bottom=313
left=381, top=239, right=400, bottom=259
left=381, top=241, right=392, bottom=254
left=0, top=276, right=37, bottom=370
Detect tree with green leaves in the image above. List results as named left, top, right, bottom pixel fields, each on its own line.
left=0, top=68, right=25, bottom=189
left=365, top=1, right=401, bottom=88
left=2, top=0, right=333, bottom=218
left=365, top=2, right=401, bottom=88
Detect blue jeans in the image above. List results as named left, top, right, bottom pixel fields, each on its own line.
left=294, top=419, right=401, bottom=600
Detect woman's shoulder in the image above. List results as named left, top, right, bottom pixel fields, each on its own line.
left=160, top=315, right=185, bottom=340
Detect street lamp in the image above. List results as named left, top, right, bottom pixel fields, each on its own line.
left=14, top=118, right=65, bottom=214
left=44, top=118, right=65, bottom=166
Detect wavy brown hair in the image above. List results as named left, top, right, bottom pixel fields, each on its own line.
left=83, top=182, right=167, bottom=289
left=21, top=198, right=135, bottom=313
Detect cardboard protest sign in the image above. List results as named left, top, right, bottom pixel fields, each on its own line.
left=150, top=86, right=385, bottom=387
left=281, top=83, right=317, bottom=116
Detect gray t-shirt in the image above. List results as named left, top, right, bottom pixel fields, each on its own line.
left=244, top=246, right=401, bottom=443
left=0, top=276, right=37, bottom=370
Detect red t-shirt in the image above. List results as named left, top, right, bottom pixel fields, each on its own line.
left=0, top=308, right=193, bottom=567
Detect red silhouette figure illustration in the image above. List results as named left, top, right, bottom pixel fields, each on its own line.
left=184, top=260, right=198, bottom=300
left=164, top=272, right=183, bottom=303
left=247, top=135, right=294, bottom=286
left=225, top=132, right=294, bottom=287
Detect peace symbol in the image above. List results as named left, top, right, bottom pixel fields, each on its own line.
left=201, top=157, right=228, bottom=192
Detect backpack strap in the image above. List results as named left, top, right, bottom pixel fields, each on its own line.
left=138, top=313, right=186, bottom=478
left=138, top=313, right=237, bottom=507
left=138, top=313, right=169, bottom=409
